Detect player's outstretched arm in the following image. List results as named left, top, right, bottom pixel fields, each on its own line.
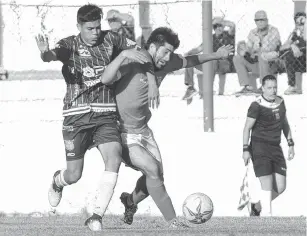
left=184, top=45, right=234, bottom=68
left=100, top=47, right=151, bottom=84
left=282, top=115, right=295, bottom=160
left=35, top=34, right=57, bottom=62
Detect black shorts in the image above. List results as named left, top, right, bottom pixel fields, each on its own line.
left=250, top=140, right=287, bottom=177
left=62, top=111, right=121, bottom=161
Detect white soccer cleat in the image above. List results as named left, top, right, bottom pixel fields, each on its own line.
left=85, top=213, right=103, bottom=231
left=168, top=218, right=190, bottom=229
left=48, top=170, right=63, bottom=207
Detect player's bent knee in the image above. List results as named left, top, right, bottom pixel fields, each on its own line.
left=143, top=163, right=162, bottom=180
left=104, top=155, right=122, bottom=172
left=98, top=142, right=122, bottom=172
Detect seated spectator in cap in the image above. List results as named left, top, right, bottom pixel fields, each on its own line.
left=233, top=10, right=281, bottom=96
left=280, top=12, right=306, bottom=95
left=106, top=9, right=135, bottom=41
left=182, top=17, right=236, bottom=102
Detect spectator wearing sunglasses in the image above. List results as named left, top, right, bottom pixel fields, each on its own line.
left=233, top=10, right=281, bottom=96
left=280, top=12, right=306, bottom=95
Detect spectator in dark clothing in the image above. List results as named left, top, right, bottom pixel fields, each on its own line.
left=280, top=12, right=306, bottom=95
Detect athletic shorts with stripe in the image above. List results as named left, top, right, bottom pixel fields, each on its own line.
left=121, top=127, right=162, bottom=171
left=62, top=111, right=121, bottom=161
left=250, top=140, right=287, bottom=177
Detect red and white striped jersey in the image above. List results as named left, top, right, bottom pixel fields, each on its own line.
left=54, top=30, right=136, bottom=117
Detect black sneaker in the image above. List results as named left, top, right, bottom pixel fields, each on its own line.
left=250, top=202, right=261, bottom=216
left=120, top=192, right=138, bottom=225
left=182, top=86, right=198, bottom=100
left=85, top=213, right=103, bottom=231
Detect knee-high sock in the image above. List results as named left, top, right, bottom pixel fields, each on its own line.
left=131, top=175, right=149, bottom=205
left=260, top=190, right=272, bottom=216
left=93, top=171, right=118, bottom=217
left=54, top=169, right=69, bottom=188
left=146, top=177, right=176, bottom=222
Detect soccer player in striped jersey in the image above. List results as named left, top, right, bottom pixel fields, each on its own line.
left=242, top=75, right=295, bottom=216
left=35, top=4, right=157, bottom=231
left=99, top=27, right=233, bottom=227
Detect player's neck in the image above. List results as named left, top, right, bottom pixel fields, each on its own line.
left=262, top=94, right=275, bottom=103
left=80, top=35, right=95, bottom=47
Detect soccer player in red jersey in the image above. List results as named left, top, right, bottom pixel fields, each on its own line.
left=35, top=4, right=157, bottom=231
left=242, top=75, right=295, bottom=216
left=100, top=27, right=233, bottom=227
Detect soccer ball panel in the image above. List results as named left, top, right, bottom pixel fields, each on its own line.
left=182, top=192, right=214, bottom=224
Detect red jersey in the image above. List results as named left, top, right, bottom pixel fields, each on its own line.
left=247, top=96, right=286, bottom=144
left=54, top=30, right=136, bottom=116
left=114, top=52, right=187, bottom=133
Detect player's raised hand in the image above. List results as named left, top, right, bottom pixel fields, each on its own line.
left=288, top=146, right=295, bottom=161
left=121, top=47, right=151, bottom=64
left=35, top=34, right=49, bottom=53
left=216, top=45, right=234, bottom=59
left=242, top=151, right=251, bottom=166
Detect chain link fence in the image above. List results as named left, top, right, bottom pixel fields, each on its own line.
left=0, top=0, right=305, bottom=95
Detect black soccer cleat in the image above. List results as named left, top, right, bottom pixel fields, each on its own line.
left=120, top=192, right=138, bottom=225
left=250, top=202, right=261, bottom=216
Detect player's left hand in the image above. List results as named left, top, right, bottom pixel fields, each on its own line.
left=148, top=79, right=160, bottom=109
left=288, top=146, right=295, bottom=161
left=216, top=45, right=234, bottom=59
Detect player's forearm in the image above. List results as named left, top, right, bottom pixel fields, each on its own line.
left=185, top=53, right=220, bottom=68
left=40, top=50, right=57, bottom=62
left=282, top=122, right=292, bottom=140
left=100, top=53, right=126, bottom=84
left=243, top=127, right=251, bottom=146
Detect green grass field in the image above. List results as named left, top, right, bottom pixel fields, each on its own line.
left=0, top=215, right=305, bottom=236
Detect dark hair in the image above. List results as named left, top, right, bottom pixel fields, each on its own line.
left=262, top=74, right=277, bottom=86
left=294, top=12, right=306, bottom=22
left=145, top=27, right=180, bottom=50
left=77, top=4, right=102, bottom=24
left=213, top=23, right=223, bottom=30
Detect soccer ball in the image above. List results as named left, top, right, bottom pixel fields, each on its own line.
left=182, top=192, right=214, bottom=224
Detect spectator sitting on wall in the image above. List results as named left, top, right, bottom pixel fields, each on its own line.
left=233, top=10, right=281, bottom=97
left=106, top=9, right=135, bottom=41
left=280, top=12, right=306, bottom=95
left=182, top=17, right=236, bottom=102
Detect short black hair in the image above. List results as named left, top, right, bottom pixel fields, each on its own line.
left=77, top=4, right=102, bottom=24
left=145, top=27, right=180, bottom=50
left=294, top=12, right=306, bottom=22
left=262, top=74, right=277, bottom=86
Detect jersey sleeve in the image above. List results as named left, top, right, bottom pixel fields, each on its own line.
left=53, top=37, right=73, bottom=62
left=247, top=101, right=260, bottom=119
left=116, top=49, right=154, bottom=81
left=162, top=53, right=187, bottom=73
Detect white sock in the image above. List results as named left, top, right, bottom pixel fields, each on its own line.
left=93, top=171, right=118, bottom=217
left=55, top=169, right=69, bottom=188
left=260, top=190, right=272, bottom=217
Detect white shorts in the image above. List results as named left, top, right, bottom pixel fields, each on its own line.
left=121, top=127, right=162, bottom=169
